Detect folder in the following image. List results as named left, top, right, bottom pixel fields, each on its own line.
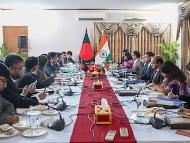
left=144, top=97, right=182, bottom=109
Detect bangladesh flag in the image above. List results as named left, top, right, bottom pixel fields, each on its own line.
left=79, top=29, right=94, bottom=62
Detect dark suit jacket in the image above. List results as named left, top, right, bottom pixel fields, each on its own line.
left=37, top=69, right=54, bottom=87
left=1, top=78, right=39, bottom=108
left=17, top=72, right=45, bottom=89
left=139, top=63, right=153, bottom=81
left=131, top=59, right=144, bottom=74
left=0, top=95, right=15, bottom=125
left=149, top=69, right=163, bottom=84
left=57, top=61, right=64, bottom=67
left=44, top=61, right=60, bottom=77
left=64, top=58, right=75, bottom=64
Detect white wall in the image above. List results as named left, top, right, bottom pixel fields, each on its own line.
left=0, top=10, right=95, bottom=60
left=0, top=3, right=179, bottom=61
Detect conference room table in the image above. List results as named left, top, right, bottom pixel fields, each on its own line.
left=1, top=72, right=190, bottom=143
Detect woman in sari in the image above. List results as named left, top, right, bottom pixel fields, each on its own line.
left=151, top=61, right=188, bottom=98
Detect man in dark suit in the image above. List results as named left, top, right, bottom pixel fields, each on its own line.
left=0, top=63, right=19, bottom=125
left=57, top=52, right=64, bottom=67
left=44, top=52, right=60, bottom=76
left=64, top=51, right=75, bottom=64
left=1, top=54, right=44, bottom=108
left=149, top=56, right=164, bottom=85
left=61, top=51, right=67, bottom=65
left=138, top=52, right=154, bottom=81
left=17, top=56, right=53, bottom=89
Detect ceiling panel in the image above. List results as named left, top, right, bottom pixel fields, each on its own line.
left=0, top=0, right=183, bottom=10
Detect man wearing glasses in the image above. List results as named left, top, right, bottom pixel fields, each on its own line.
left=0, top=63, right=19, bottom=125
left=1, top=54, right=40, bottom=108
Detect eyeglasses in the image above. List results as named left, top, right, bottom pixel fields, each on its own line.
left=0, top=78, right=7, bottom=86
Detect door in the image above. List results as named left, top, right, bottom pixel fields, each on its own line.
left=3, top=26, right=28, bottom=53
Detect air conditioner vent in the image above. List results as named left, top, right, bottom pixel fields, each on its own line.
left=123, top=13, right=146, bottom=22
left=123, top=18, right=146, bottom=22
left=78, top=17, right=104, bottom=21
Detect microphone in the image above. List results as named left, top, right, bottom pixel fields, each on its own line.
left=134, top=87, right=144, bottom=98
left=55, top=90, right=67, bottom=111
left=149, top=108, right=166, bottom=129
left=47, top=105, right=65, bottom=131
left=124, top=82, right=133, bottom=89
left=64, top=86, right=74, bottom=96
left=134, top=97, right=141, bottom=109
left=72, top=79, right=78, bottom=86
left=133, top=87, right=143, bottom=109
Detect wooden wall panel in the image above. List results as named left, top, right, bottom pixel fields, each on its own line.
left=3, top=26, right=28, bottom=53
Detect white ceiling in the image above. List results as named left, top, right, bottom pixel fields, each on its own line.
left=0, top=0, right=183, bottom=10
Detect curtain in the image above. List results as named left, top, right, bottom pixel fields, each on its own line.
left=180, top=19, right=190, bottom=73
left=177, top=1, right=190, bottom=83
left=94, top=22, right=171, bottom=63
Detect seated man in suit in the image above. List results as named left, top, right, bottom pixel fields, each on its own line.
left=137, top=52, right=155, bottom=81
left=57, top=52, right=64, bottom=67
left=44, top=52, right=60, bottom=76
left=131, top=51, right=143, bottom=74
left=64, top=51, right=75, bottom=64
left=148, top=56, right=164, bottom=85
left=2, top=54, right=45, bottom=108
left=61, top=51, right=67, bottom=65
left=17, top=56, right=44, bottom=89
left=17, top=56, right=53, bottom=89
left=0, top=63, right=19, bottom=125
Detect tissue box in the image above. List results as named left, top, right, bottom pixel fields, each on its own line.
left=95, top=105, right=112, bottom=124
left=93, top=81, right=103, bottom=90
left=90, top=72, right=99, bottom=79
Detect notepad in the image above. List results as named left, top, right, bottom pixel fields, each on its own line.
left=144, top=97, right=183, bottom=109
left=125, top=79, right=145, bottom=85
left=149, top=97, right=182, bottom=107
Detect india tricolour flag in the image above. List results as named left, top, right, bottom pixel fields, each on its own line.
left=95, top=31, right=111, bottom=72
